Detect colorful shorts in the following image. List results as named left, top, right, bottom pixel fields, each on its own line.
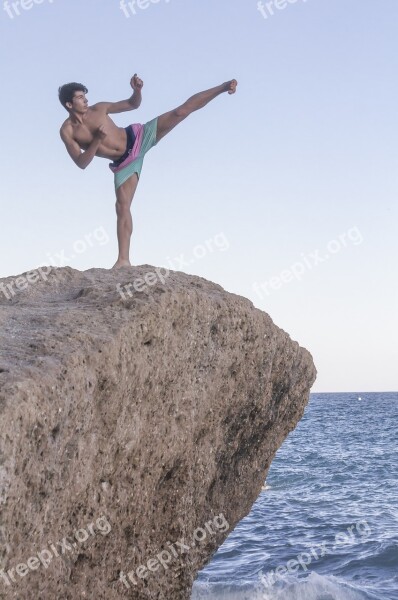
left=109, top=117, right=158, bottom=190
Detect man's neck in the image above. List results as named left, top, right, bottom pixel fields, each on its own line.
left=70, top=110, right=85, bottom=125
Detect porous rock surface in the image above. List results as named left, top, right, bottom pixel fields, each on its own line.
left=0, top=266, right=316, bottom=599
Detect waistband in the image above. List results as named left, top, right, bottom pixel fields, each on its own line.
left=110, top=126, right=136, bottom=168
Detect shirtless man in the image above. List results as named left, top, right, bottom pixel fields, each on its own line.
left=59, top=75, right=238, bottom=268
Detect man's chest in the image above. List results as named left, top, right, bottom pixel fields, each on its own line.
left=72, top=113, right=103, bottom=145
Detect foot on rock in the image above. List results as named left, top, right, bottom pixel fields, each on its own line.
left=112, top=259, right=131, bottom=269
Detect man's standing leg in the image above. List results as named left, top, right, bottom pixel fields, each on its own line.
left=156, top=79, right=237, bottom=142
left=113, top=173, right=139, bottom=269
left=111, top=79, right=237, bottom=269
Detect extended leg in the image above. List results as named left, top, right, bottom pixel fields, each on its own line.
left=112, top=173, right=139, bottom=269
left=156, top=79, right=238, bottom=143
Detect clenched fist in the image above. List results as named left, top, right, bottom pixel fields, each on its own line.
left=130, top=73, right=143, bottom=91
left=94, top=125, right=107, bottom=141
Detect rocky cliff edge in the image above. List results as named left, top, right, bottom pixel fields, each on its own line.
left=0, top=266, right=316, bottom=599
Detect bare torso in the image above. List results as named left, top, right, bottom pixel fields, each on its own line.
left=61, top=104, right=128, bottom=161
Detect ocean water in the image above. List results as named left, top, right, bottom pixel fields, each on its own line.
left=192, top=392, right=398, bottom=600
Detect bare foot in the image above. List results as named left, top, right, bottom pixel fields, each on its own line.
left=225, top=79, right=238, bottom=95
left=112, top=259, right=131, bottom=269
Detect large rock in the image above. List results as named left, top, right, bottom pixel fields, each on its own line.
left=0, top=266, right=316, bottom=599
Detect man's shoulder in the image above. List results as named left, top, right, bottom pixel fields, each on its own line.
left=60, top=118, right=72, bottom=136
left=89, top=102, right=108, bottom=112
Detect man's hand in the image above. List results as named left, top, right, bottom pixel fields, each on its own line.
left=97, top=77, right=143, bottom=115
left=60, top=123, right=106, bottom=170
left=94, top=125, right=107, bottom=141
left=130, top=73, right=144, bottom=92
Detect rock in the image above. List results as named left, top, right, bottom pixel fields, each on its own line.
left=0, top=266, right=316, bottom=599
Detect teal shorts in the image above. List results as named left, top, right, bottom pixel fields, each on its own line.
left=113, top=117, right=158, bottom=190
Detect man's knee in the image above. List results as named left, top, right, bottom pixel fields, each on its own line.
left=115, top=194, right=131, bottom=215
left=116, top=196, right=128, bottom=207
left=174, top=105, right=190, bottom=119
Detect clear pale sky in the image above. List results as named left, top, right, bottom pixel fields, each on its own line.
left=1, top=0, right=397, bottom=392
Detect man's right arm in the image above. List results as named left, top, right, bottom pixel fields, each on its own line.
left=60, top=126, right=105, bottom=170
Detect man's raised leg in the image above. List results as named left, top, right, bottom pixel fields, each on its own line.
left=156, top=79, right=238, bottom=142
left=112, top=173, right=139, bottom=269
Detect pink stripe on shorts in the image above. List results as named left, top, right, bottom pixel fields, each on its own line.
left=109, top=124, right=144, bottom=174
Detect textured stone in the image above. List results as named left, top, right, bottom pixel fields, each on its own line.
left=0, top=266, right=316, bottom=599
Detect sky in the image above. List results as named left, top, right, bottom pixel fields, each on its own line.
left=0, top=0, right=397, bottom=392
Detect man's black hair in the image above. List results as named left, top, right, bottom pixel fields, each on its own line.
left=58, top=82, right=88, bottom=111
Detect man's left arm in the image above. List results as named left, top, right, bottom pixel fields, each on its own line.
left=95, top=74, right=144, bottom=114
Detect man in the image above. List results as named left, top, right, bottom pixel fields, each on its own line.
left=59, top=75, right=238, bottom=268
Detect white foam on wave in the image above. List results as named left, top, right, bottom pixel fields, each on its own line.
left=191, top=572, right=370, bottom=600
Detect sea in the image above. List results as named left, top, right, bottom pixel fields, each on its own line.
left=191, top=392, right=398, bottom=600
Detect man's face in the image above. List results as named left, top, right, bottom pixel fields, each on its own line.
left=68, top=90, right=88, bottom=113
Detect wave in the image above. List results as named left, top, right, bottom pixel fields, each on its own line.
left=192, top=572, right=381, bottom=600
